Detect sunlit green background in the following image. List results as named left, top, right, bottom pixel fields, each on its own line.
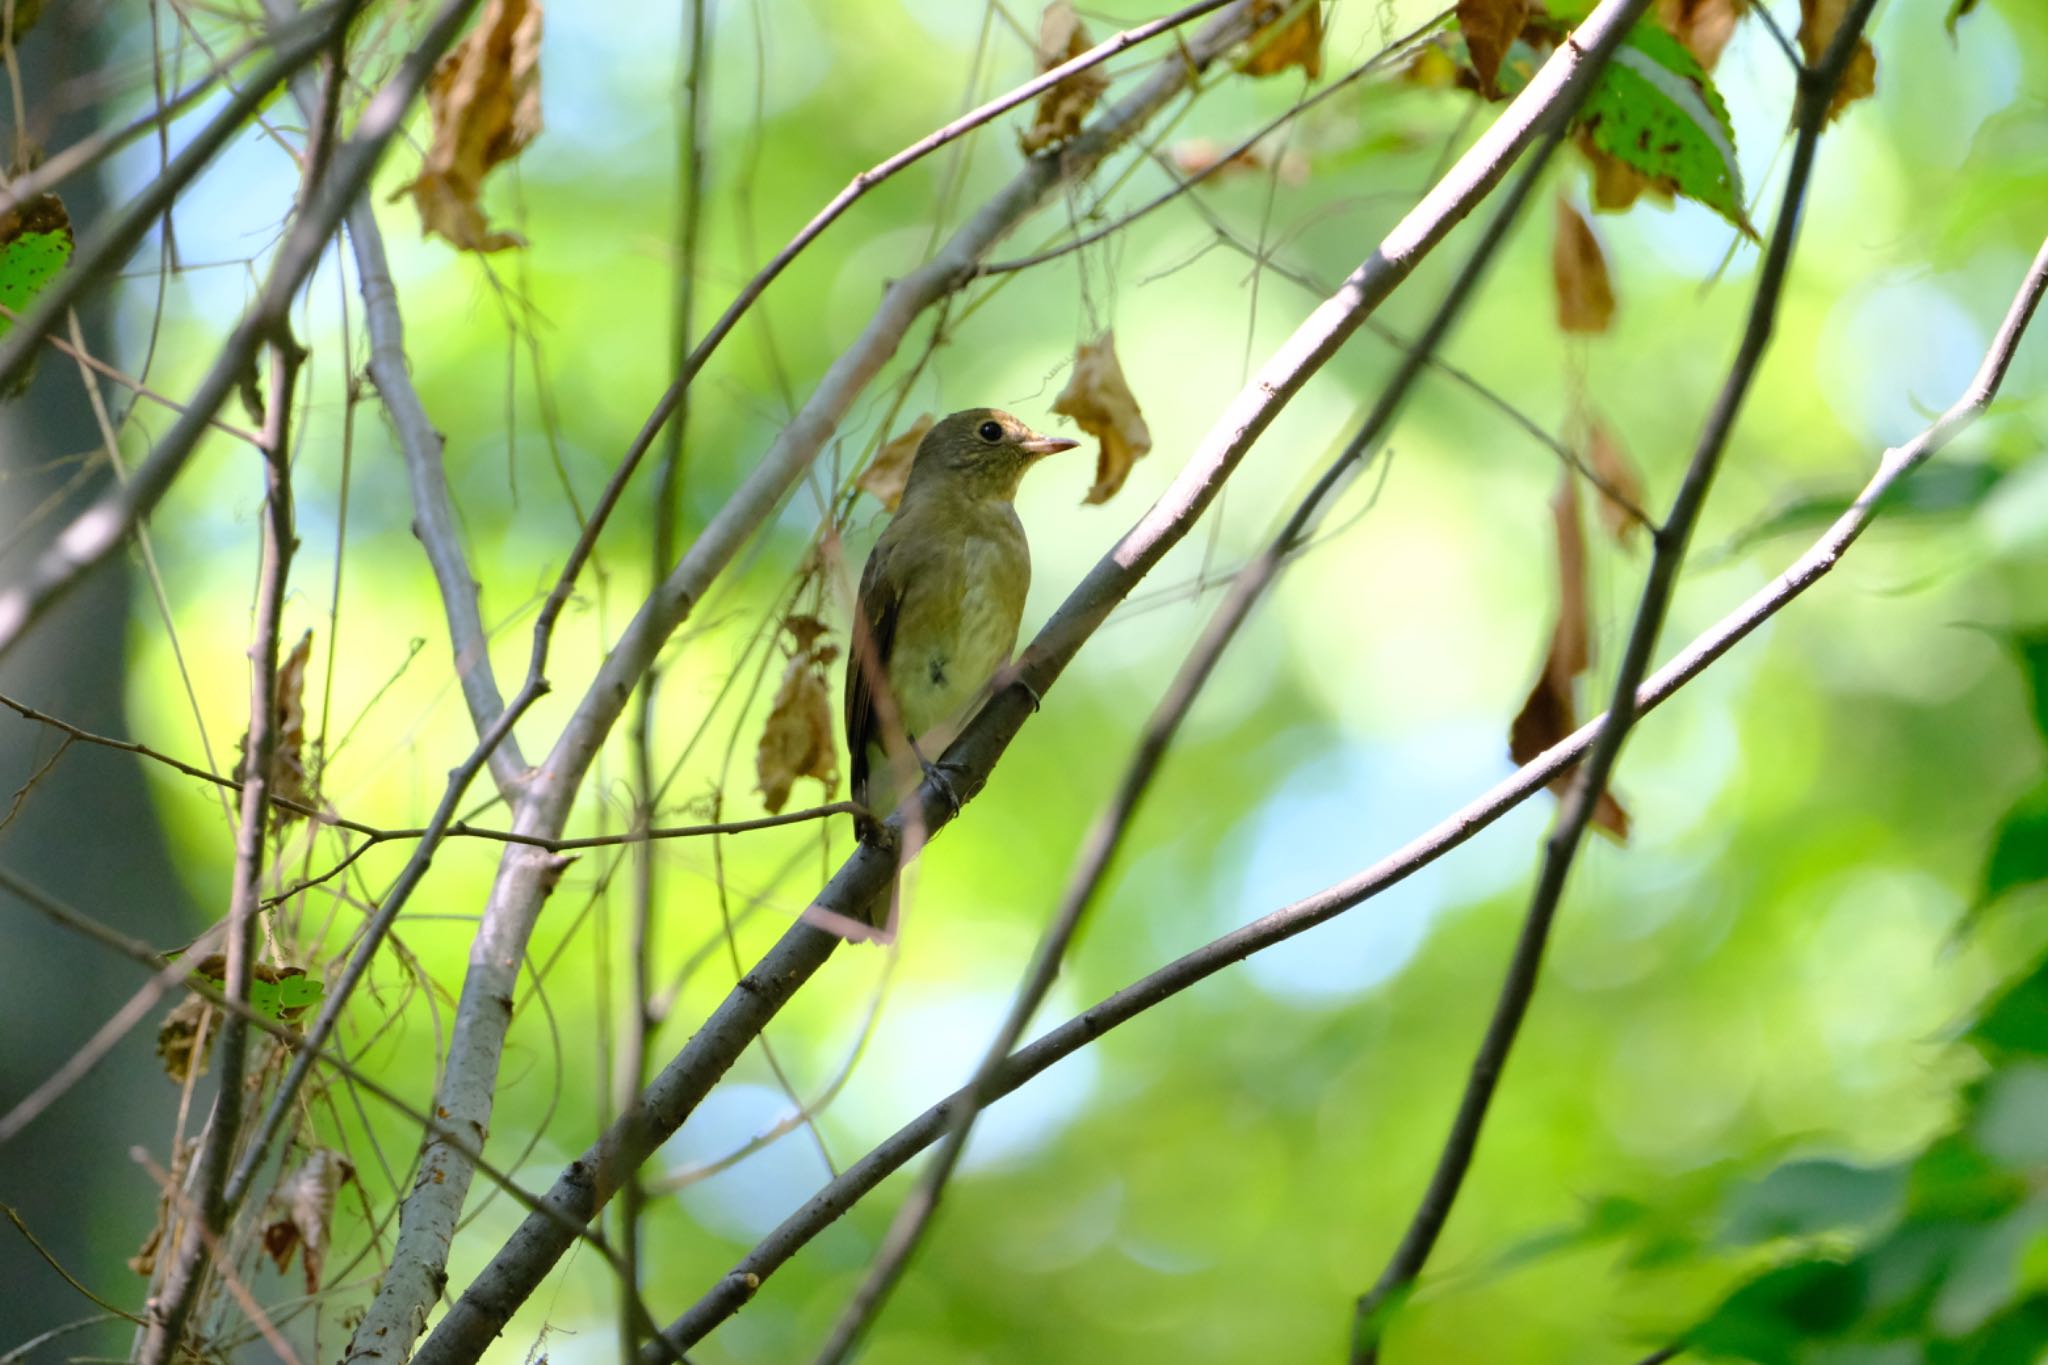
left=13, top=0, right=2048, bottom=1359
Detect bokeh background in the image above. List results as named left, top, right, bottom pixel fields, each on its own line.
left=4, top=0, right=2048, bottom=1360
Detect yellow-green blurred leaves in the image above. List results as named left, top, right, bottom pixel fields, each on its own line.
left=399, top=0, right=543, bottom=251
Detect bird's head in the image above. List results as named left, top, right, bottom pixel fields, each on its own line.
left=902, top=408, right=1079, bottom=504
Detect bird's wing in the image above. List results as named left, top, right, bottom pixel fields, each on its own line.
left=844, top=536, right=902, bottom=809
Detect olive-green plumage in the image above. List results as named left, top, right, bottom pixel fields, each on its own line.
left=845, top=408, right=1077, bottom=826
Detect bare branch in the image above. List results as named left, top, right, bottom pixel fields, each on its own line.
left=1353, top=6, right=1892, bottom=1356
left=410, top=3, right=1673, bottom=1355
left=138, top=332, right=300, bottom=1365
left=0, top=0, right=483, bottom=669
left=650, top=227, right=2048, bottom=1353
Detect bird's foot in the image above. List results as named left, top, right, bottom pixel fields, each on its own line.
left=919, top=757, right=968, bottom=819
left=989, top=662, right=1042, bottom=713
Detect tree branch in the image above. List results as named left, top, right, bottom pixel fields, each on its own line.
left=409, top=3, right=1675, bottom=1357
left=651, top=225, right=2048, bottom=1355
left=137, top=333, right=300, bottom=1365
left=361, top=10, right=1269, bottom=1363
left=1352, top=6, right=1889, bottom=1356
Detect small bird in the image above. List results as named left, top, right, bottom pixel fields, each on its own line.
left=845, top=408, right=1078, bottom=836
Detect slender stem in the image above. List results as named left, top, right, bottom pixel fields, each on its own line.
left=138, top=333, right=300, bottom=1365
left=1351, top=7, right=1887, bottom=1357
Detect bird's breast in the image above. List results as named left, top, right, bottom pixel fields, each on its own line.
left=888, top=517, right=1028, bottom=745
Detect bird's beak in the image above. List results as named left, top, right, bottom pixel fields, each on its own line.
left=1017, top=434, right=1081, bottom=458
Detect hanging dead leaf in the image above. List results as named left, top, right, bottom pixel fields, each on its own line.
left=858, top=412, right=932, bottom=512
left=262, top=1148, right=355, bottom=1294
left=1052, top=332, right=1152, bottom=505
left=266, top=630, right=314, bottom=820
left=1552, top=197, right=1615, bottom=335
left=1457, top=0, right=1531, bottom=98
left=755, top=618, right=840, bottom=814
left=1575, top=128, right=1676, bottom=213
left=1168, top=137, right=1309, bottom=186
left=1509, top=475, right=1630, bottom=841
left=1582, top=417, right=1646, bottom=545
left=1657, top=0, right=1746, bottom=69
left=1243, top=0, right=1323, bottom=80
left=396, top=0, right=543, bottom=251
left=1019, top=1, right=1110, bottom=154
left=156, top=994, right=213, bottom=1084
left=1796, top=0, right=1876, bottom=124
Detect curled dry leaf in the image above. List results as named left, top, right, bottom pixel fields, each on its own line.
left=156, top=994, right=212, bottom=1084
left=1552, top=197, right=1616, bottom=335
left=1457, top=0, right=1531, bottom=98
left=1019, top=1, right=1110, bottom=154
left=270, top=630, right=314, bottom=819
left=858, top=412, right=933, bottom=512
left=1657, top=0, right=1747, bottom=70
left=755, top=616, right=840, bottom=814
left=398, top=0, right=543, bottom=251
left=1169, top=137, right=1309, bottom=187
left=262, top=1148, right=356, bottom=1294
left=1582, top=417, right=1647, bottom=545
left=1243, top=0, right=1323, bottom=79
left=1509, top=474, right=1630, bottom=841
left=1796, top=0, right=1876, bottom=123
left=1052, top=332, right=1152, bottom=505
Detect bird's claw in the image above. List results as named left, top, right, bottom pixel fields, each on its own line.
left=920, top=758, right=967, bottom=818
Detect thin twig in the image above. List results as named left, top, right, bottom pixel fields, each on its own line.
left=650, top=227, right=2048, bottom=1355
left=1351, top=7, right=1889, bottom=1358
left=139, top=331, right=301, bottom=1365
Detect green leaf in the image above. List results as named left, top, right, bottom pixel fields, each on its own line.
left=0, top=193, right=72, bottom=341
left=1972, top=963, right=2048, bottom=1059
left=1575, top=24, right=1755, bottom=238
left=1723, top=1159, right=1908, bottom=1247
left=186, top=962, right=326, bottom=1021
left=1726, top=462, right=2010, bottom=554
left=1691, top=1259, right=1869, bottom=1363
left=1980, top=778, right=2048, bottom=907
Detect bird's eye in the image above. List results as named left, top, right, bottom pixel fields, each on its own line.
left=977, top=420, right=1004, bottom=444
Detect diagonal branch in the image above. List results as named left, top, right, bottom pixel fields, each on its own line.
left=652, top=227, right=2048, bottom=1355
left=0, top=0, right=484, bottom=669
left=806, top=2, right=1642, bottom=1346
left=361, top=10, right=1268, bottom=1363
left=410, top=3, right=1673, bottom=1357
left=1353, top=5, right=1888, bottom=1357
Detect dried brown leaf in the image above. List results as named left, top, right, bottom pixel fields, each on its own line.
left=755, top=619, right=840, bottom=814
left=156, top=995, right=212, bottom=1084
left=1583, top=417, right=1646, bottom=545
left=1575, top=127, right=1675, bottom=213
left=1020, top=1, right=1110, bottom=154
left=1552, top=197, right=1615, bottom=335
left=1797, top=0, right=1876, bottom=123
left=397, top=0, right=543, bottom=251
left=262, top=1149, right=355, bottom=1294
left=1052, top=332, right=1152, bottom=505
left=1657, top=0, right=1746, bottom=69
left=1508, top=475, right=1629, bottom=841
left=1243, top=0, right=1324, bottom=79
left=858, top=412, right=932, bottom=512
left=270, top=630, right=314, bottom=819
left=1457, top=0, right=1531, bottom=98
left=1168, top=137, right=1309, bottom=186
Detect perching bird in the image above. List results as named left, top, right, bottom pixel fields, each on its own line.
left=845, top=408, right=1078, bottom=836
